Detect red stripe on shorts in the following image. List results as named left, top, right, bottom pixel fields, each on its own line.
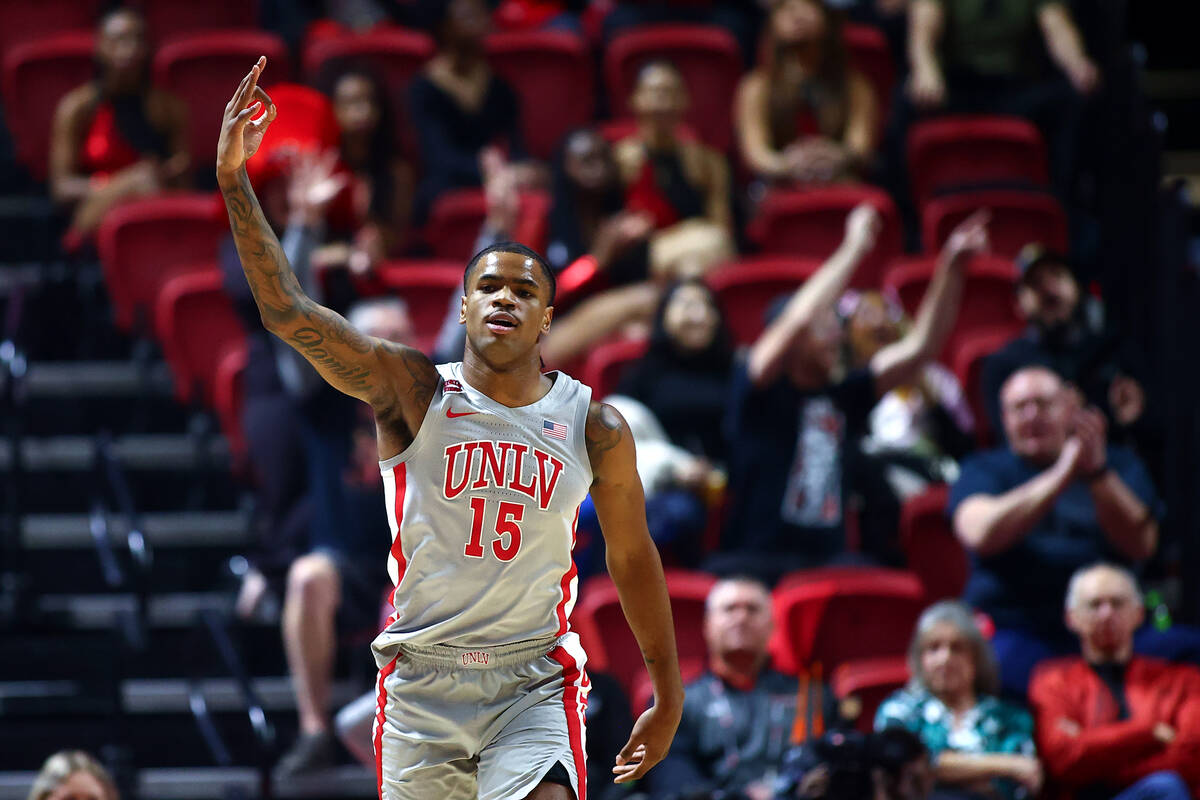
left=388, top=463, right=408, bottom=610
left=548, top=645, right=587, bottom=800
left=553, top=504, right=582, bottom=636
left=374, top=655, right=399, bottom=799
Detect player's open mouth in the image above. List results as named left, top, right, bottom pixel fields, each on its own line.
left=485, top=312, right=519, bottom=334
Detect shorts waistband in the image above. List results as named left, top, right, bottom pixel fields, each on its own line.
left=397, top=635, right=562, bottom=669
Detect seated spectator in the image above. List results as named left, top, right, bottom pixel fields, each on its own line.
left=27, top=750, right=118, bottom=800
left=981, top=246, right=1150, bottom=451
left=735, top=0, right=878, bottom=185
left=842, top=288, right=975, bottom=497
left=714, top=207, right=988, bottom=583
left=315, top=64, right=414, bottom=269
left=408, top=0, right=537, bottom=224
left=614, top=61, right=735, bottom=280
left=876, top=601, right=1042, bottom=800
left=1029, top=564, right=1200, bottom=800
left=949, top=366, right=1166, bottom=695
left=49, top=7, right=188, bottom=246
left=778, top=727, right=935, bottom=800
left=649, top=576, right=844, bottom=799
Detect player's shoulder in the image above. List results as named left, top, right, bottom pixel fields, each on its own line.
left=584, top=400, right=630, bottom=465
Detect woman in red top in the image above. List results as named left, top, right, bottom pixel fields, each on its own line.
left=49, top=8, right=189, bottom=244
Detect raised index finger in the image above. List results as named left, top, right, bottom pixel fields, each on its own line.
left=234, top=56, right=268, bottom=111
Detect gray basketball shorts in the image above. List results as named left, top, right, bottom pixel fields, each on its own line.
left=372, top=632, right=590, bottom=800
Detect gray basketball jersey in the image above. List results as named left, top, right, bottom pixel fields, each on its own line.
left=372, top=362, right=593, bottom=663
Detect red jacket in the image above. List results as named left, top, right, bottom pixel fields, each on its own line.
left=1029, top=655, right=1200, bottom=797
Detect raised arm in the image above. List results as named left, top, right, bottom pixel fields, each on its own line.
left=746, top=204, right=881, bottom=386
left=215, top=58, right=438, bottom=430
left=907, top=0, right=946, bottom=108
left=585, top=401, right=684, bottom=784
left=1037, top=2, right=1100, bottom=94
left=870, top=210, right=988, bottom=395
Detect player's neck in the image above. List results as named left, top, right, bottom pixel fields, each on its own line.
left=460, top=349, right=553, bottom=408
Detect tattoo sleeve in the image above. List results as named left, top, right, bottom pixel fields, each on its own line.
left=585, top=402, right=625, bottom=474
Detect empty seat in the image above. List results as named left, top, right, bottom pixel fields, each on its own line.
left=771, top=567, right=925, bottom=675
left=706, top=256, right=825, bottom=345
left=898, top=484, right=967, bottom=602
left=921, top=190, right=1068, bottom=260
left=486, top=30, right=594, bottom=160
left=132, top=0, right=258, bottom=44
left=573, top=569, right=716, bottom=702
left=0, top=0, right=98, bottom=62
left=97, top=192, right=227, bottom=333
left=154, top=31, right=291, bottom=174
left=213, top=344, right=248, bottom=459
left=156, top=269, right=246, bottom=407
left=950, top=325, right=1018, bottom=446
left=883, top=255, right=1022, bottom=362
left=843, top=23, right=893, bottom=136
left=832, top=656, right=910, bottom=733
left=581, top=338, right=649, bottom=400
left=605, top=24, right=741, bottom=152
left=747, top=186, right=902, bottom=288
left=375, top=261, right=465, bottom=355
left=907, top=115, right=1048, bottom=208
left=423, top=189, right=487, bottom=261
left=1, top=32, right=96, bottom=181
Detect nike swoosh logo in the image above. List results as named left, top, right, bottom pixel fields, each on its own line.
left=446, top=408, right=481, bottom=418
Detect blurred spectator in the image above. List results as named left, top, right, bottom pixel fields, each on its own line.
left=842, top=288, right=974, bottom=498
left=735, top=0, right=878, bottom=185
left=408, top=0, right=536, bottom=224
left=714, top=207, right=987, bottom=583
left=1030, top=564, right=1200, bottom=800
left=777, top=727, right=935, bottom=800
left=26, top=751, right=118, bottom=800
left=981, top=245, right=1149, bottom=450
left=49, top=7, right=189, bottom=246
left=315, top=64, right=414, bottom=268
left=491, top=0, right=586, bottom=33
left=614, top=61, right=735, bottom=280
left=949, top=366, right=1165, bottom=695
left=649, top=576, right=843, bottom=800
left=876, top=601, right=1041, bottom=800
left=602, top=1, right=766, bottom=66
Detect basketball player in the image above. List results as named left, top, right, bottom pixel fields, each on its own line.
left=217, top=58, right=683, bottom=799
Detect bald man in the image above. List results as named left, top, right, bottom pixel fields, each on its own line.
left=1030, top=564, right=1200, bottom=800
left=947, top=366, right=1163, bottom=694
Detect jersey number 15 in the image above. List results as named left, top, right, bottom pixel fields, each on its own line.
left=464, top=497, right=524, bottom=561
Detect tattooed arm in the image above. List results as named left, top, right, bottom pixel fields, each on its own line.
left=586, top=400, right=684, bottom=784
left=215, top=58, right=438, bottom=449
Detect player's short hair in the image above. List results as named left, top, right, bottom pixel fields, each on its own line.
left=463, top=242, right=556, bottom=305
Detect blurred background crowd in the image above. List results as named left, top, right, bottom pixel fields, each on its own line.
left=0, top=0, right=1198, bottom=799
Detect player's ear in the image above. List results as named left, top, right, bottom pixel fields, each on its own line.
left=541, top=305, right=553, bottom=333
left=459, top=294, right=467, bottom=324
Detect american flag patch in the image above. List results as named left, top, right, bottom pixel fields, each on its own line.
left=542, top=419, right=568, bottom=440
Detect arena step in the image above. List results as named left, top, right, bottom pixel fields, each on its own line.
left=0, top=434, right=229, bottom=472
left=0, top=766, right=376, bottom=800
left=21, top=510, right=250, bottom=550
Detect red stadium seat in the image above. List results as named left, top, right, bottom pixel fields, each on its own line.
left=97, top=192, right=227, bottom=334
left=156, top=269, right=246, bottom=407
left=213, top=343, right=248, bottom=459
left=832, top=656, right=910, bottom=733
left=573, top=569, right=716, bottom=702
left=1, top=32, right=96, bottom=181
left=486, top=31, right=594, bottom=160
left=375, top=261, right=464, bottom=355
left=921, top=190, right=1068, bottom=260
left=898, top=484, right=967, bottom=602
left=424, top=189, right=487, bottom=261
left=605, top=24, right=741, bottom=152
left=843, top=24, right=893, bottom=136
left=511, top=190, right=552, bottom=256
left=907, top=115, right=1048, bottom=208
left=770, top=567, right=925, bottom=675
left=747, top=186, right=902, bottom=288
left=0, top=0, right=98, bottom=61
left=705, top=256, right=825, bottom=345
left=154, top=31, right=291, bottom=174
left=581, top=338, right=649, bottom=399
left=950, top=325, right=1018, bottom=446
left=883, top=255, right=1022, bottom=362
left=132, top=0, right=258, bottom=44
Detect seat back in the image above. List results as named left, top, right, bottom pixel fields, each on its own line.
left=921, top=190, right=1068, bottom=260
left=156, top=268, right=246, bottom=406
left=898, top=484, right=967, bottom=602
left=213, top=343, right=248, bottom=458
left=375, top=261, right=465, bottom=355
left=486, top=31, right=593, bottom=160
left=831, top=656, right=910, bottom=733
left=771, top=567, right=925, bottom=675
left=706, top=256, right=825, bottom=345
left=581, top=338, right=649, bottom=400
left=424, top=188, right=488, bottom=261
left=748, top=186, right=902, bottom=288
left=843, top=24, right=893, bottom=138
left=132, top=0, right=258, bottom=43
left=605, top=24, right=741, bottom=152
left=98, top=192, right=227, bottom=333
left=907, top=115, right=1048, bottom=208
left=1, top=32, right=95, bottom=181
left=154, top=31, right=291, bottom=174
left=950, top=325, right=1018, bottom=446
left=0, top=0, right=98, bottom=62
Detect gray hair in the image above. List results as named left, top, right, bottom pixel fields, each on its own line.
left=907, top=601, right=1000, bottom=697
left=347, top=296, right=410, bottom=330
left=27, top=751, right=118, bottom=800
left=1065, top=562, right=1142, bottom=611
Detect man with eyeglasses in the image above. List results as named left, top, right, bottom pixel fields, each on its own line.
left=947, top=365, right=1164, bottom=696
left=1029, top=564, right=1200, bottom=800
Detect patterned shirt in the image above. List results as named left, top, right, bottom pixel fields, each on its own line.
left=876, top=686, right=1036, bottom=800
